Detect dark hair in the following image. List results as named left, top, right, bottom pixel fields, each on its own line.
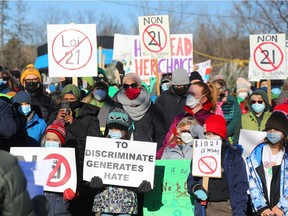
left=107, top=129, right=130, bottom=140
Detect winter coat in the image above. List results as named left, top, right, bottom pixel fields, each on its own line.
left=0, top=97, right=17, bottom=149
left=246, top=143, right=288, bottom=215
left=154, top=86, right=187, bottom=129
left=161, top=142, right=193, bottom=160
left=187, top=143, right=249, bottom=216
left=0, top=150, right=35, bottom=216
left=25, top=112, right=47, bottom=146
left=156, top=104, right=213, bottom=159
left=129, top=103, right=168, bottom=151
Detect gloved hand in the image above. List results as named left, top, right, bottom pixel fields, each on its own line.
left=137, top=180, right=152, bottom=193
left=193, top=185, right=208, bottom=201
left=89, top=176, right=104, bottom=190
left=63, top=188, right=76, bottom=201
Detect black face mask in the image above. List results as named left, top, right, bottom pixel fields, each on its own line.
left=173, top=85, right=189, bottom=96
left=69, top=101, right=80, bottom=111
left=25, top=81, right=40, bottom=93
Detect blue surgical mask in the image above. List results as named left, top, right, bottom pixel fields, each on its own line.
left=161, top=83, right=169, bottom=91
left=271, top=88, right=281, bottom=95
left=252, top=103, right=265, bottom=114
left=18, top=105, right=31, bottom=116
left=108, top=130, right=122, bottom=139
left=0, top=78, right=7, bottom=86
left=45, top=141, right=60, bottom=148
left=93, top=89, right=107, bottom=101
left=267, top=132, right=282, bottom=144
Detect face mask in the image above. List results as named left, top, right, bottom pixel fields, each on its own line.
left=271, top=88, right=281, bottom=95
left=173, top=85, right=189, bottom=96
left=186, top=94, right=202, bottom=109
left=238, top=92, right=248, bottom=100
left=267, top=132, right=282, bottom=144
left=252, top=103, right=265, bottom=114
left=49, top=84, right=56, bottom=92
left=180, top=132, right=193, bottom=143
left=161, top=83, right=169, bottom=91
left=18, top=105, right=31, bottom=116
left=93, top=89, right=107, bottom=101
left=0, top=78, right=7, bottom=86
left=25, top=81, right=39, bottom=93
left=45, top=141, right=60, bottom=148
left=69, top=101, right=79, bottom=111
left=205, top=135, right=222, bottom=140
left=108, top=130, right=122, bottom=139
left=125, top=88, right=141, bottom=100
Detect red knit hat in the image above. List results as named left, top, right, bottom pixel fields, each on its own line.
left=203, top=114, right=227, bottom=140
left=45, top=120, right=66, bottom=144
left=273, top=103, right=288, bottom=117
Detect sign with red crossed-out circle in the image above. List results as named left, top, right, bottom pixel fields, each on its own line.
left=249, top=34, right=287, bottom=80
left=47, top=24, right=98, bottom=78
left=138, top=15, right=171, bottom=59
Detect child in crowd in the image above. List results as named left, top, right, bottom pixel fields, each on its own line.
left=246, top=111, right=288, bottom=216
left=41, top=119, right=75, bottom=216
left=187, top=114, right=248, bottom=216
left=13, top=91, right=46, bottom=146
left=89, top=106, right=151, bottom=216
left=161, top=116, right=204, bottom=159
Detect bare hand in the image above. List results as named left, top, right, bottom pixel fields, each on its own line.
left=260, top=208, right=274, bottom=216
left=64, top=109, right=73, bottom=124
left=56, top=109, right=68, bottom=120
left=272, top=206, right=284, bottom=216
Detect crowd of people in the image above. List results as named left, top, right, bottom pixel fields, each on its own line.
left=0, top=62, right=288, bottom=216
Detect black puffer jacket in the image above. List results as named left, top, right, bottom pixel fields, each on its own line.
left=0, top=150, right=35, bottom=216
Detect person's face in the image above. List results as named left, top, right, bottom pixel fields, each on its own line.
left=188, top=84, right=204, bottom=100
left=250, top=94, right=265, bottom=105
left=63, top=93, right=77, bottom=102
left=45, top=132, right=61, bottom=143
left=23, top=74, right=40, bottom=86
left=124, top=78, right=139, bottom=88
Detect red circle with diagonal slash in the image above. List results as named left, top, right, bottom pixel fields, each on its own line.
left=253, top=42, right=283, bottom=72
left=52, top=29, right=93, bottom=70
left=198, top=156, right=217, bottom=174
left=142, top=24, right=167, bottom=53
left=45, top=154, right=71, bottom=187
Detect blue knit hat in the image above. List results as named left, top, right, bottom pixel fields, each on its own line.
left=13, top=91, right=31, bottom=105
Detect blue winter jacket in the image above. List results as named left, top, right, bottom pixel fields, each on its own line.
left=26, top=112, right=47, bottom=146
left=246, top=143, right=288, bottom=215
left=187, top=143, right=249, bottom=216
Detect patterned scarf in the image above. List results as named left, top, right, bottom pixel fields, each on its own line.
left=117, top=88, right=151, bottom=121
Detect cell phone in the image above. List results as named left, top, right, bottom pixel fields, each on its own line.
left=61, top=101, right=69, bottom=114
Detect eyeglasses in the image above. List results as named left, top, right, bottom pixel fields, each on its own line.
left=24, top=78, right=39, bottom=83
left=123, top=82, right=138, bottom=90
left=251, top=100, right=264, bottom=104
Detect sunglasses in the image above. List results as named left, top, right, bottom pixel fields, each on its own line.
left=251, top=100, right=264, bottom=104
left=123, top=82, right=138, bottom=90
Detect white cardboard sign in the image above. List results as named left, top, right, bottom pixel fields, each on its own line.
left=83, top=136, right=157, bottom=188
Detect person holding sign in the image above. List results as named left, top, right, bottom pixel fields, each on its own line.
left=246, top=111, right=288, bottom=216
left=89, top=105, right=151, bottom=216
left=187, top=114, right=248, bottom=216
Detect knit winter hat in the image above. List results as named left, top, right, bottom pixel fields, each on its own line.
left=189, top=71, right=203, bottom=82
left=107, top=106, right=130, bottom=131
left=92, top=76, right=109, bottom=92
left=20, top=64, right=42, bottom=85
left=61, top=84, right=81, bottom=100
left=273, top=103, right=288, bottom=116
left=123, top=73, right=141, bottom=87
left=236, top=77, right=251, bottom=93
left=172, top=68, right=189, bottom=85
left=13, top=91, right=31, bottom=105
left=265, top=111, right=288, bottom=136
left=45, top=119, right=66, bottom=144
left=161, top=73, right=172, bottom=84
left=203, top=114, right=227, bottom=140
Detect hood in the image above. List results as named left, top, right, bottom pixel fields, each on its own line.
left=78, top=102, right=100, bottom=117
left=248, top=89, right=270, bottom=113
left=61, top=84, right=81, bottom=100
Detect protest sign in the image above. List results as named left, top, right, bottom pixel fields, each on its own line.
left=138, top=15, right=171, bottom=59
left=192, top=139, right=222, bottom=178
left=83, top=136, right=157, bottom=188
left=10, top=147, right=77, bottom=193
left=195, top=60, right=211, bottom=82
left=47, top=24, right=97, bottom=77
left=249, top=33, right=287, bottom=80
left=239, top=129, right=267, bottom=160
left=143, top=160, right=194, bottom=216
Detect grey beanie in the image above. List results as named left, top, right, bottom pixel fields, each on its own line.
left=172, top=68, right=190, bottom=85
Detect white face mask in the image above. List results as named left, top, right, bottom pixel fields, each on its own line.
left=238, top=92, right=248, bottom=100
left=180, top=132, right=193, bottom=143
left=186, top=94, right=202, bottom=109
left=205, top=135, right=222, bottom=140
left=45, top=141, right=60, bottom=148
